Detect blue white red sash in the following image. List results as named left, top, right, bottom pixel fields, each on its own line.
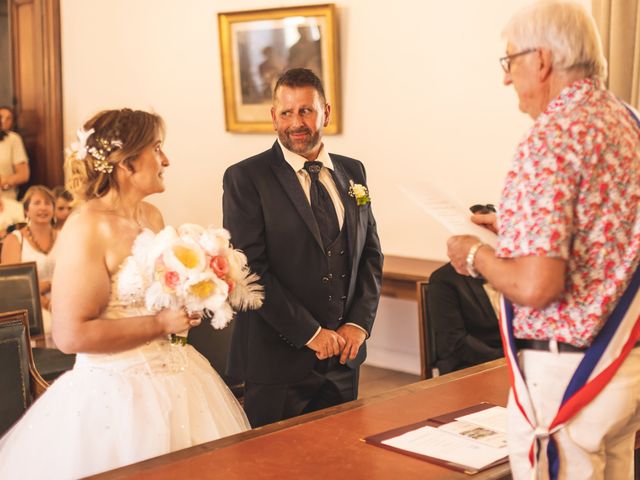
left=500, top=103, right=640, bottom=479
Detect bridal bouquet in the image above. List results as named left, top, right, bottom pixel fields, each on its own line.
left=132, top=224, right=263, bottom=342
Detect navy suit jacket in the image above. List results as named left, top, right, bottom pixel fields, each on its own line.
left=427, top=263, right=503, bottom=374
left=222, top=141, right=383, bottom=384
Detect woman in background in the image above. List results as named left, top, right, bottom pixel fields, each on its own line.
left=0, top=106, right=30, bottom=199
left=1, top=185, right=57, bottom=332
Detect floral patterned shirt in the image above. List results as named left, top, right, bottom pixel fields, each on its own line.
left=496, top=78, right=640, bottom=347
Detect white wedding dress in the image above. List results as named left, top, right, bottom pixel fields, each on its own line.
left=0, top=238, right=250, bottom=479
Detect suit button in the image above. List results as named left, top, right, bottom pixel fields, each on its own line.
left=338, top=316, right=343, bottom=321
left=322, top=276, right=329, bottom=284
left=340, top=250, right=345, bottom=255
left=329, top=295, right=333, bottom=301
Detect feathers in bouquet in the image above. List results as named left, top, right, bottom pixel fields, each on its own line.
left=226, top=249, right=264, bottom=311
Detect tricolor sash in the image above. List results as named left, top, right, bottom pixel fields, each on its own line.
left=500, top=103, right=640, bottom=479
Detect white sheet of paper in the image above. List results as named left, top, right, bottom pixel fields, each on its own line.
left=381, top=425, right=507, bottom=471
left=438, top=420, right=507, bottom=449
left=396, top=183, right=498, bottom=248
left=456, top=406, right=508, bottom=434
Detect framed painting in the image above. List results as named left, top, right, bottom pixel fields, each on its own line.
left=218, top=4, right=341, bottom=133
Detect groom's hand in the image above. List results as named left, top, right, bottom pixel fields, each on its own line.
left=308, top=328, right=346, bottom=360
left=336, top=324, right=366, bottom=364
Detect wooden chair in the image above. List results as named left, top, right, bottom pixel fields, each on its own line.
left=188, top=319, right=244, bottom=399
left=0, top=309, right=48, bottom=436
left=0, top=262, right=75, bottom=382
left=416, top=280, right=439, bottom=379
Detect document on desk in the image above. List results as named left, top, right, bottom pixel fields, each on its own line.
left=456, top=405, right=508, bottom=433
left=363, top=403, right=508, bottom=474
left=396, top=183, right=498, bottom=248
left=381, top=424, right=507, bottom=472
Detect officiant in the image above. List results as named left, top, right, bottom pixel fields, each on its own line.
left=447, top=1, right=640, bottom=478
left=222, top=68, right=383, bottom=427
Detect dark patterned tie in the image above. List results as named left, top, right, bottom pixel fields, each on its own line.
left=303, top=161, right=340, bottom=247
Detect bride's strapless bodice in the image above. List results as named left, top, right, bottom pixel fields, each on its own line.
left=75, top=230, right=189, bottom=375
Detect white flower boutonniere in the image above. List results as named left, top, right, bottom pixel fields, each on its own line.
left=348, top=180, right=371, bottom=206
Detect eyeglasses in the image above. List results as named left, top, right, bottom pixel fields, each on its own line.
left=499, top=48, right=537, bottom=73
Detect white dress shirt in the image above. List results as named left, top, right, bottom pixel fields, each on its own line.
left=278, top=139, right=344, bottom=229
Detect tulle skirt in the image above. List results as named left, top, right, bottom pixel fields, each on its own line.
left=0, top=341, right=250, bottom=479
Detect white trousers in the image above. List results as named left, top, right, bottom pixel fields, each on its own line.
left=507, top=347, right=640, bottom=480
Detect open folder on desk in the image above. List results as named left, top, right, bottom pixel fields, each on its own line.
left=363, top=403, right=508, bottom=475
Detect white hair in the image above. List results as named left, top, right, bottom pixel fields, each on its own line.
left=502, top=0, right=607, bottom=81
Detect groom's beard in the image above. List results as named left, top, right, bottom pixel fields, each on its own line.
left=278, top=127, right=321, bottom=157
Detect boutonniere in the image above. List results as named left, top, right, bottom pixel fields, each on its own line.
left=348, top=180, right=371, bottom=206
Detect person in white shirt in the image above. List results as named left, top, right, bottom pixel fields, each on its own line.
left=0, top=106, right=30, bottom=200
left=0, top=196, right=25, bottom=240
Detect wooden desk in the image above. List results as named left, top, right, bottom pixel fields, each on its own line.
left=91, top=359, right=511, bottom=480
left=381, top=255, right=444, bottom=301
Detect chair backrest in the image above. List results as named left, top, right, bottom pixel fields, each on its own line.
left=0, top=310, right=48, bottom=436
left=417, top=280, right=438, bottom=379
left=0, top=262, right=44, bottom=336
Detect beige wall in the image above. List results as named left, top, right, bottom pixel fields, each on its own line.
left=60, top=0, right=589, bottom=261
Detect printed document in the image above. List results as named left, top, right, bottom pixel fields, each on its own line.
left=381, top=424, right=507, bottom=471
left=397, top=183, right=498, bottom=247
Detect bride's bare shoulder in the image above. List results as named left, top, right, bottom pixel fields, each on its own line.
left=60, top=202, right=115, bottom=239
left=140, top=201, right=165, bottom=231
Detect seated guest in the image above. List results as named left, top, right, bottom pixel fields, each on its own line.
left=0, top=196, right=25, bottom=240
left=1, top=185, right=57, bottom=332
left=52, top=186, right=73, bottom=230
left=427, top=262, right=503, bottom=375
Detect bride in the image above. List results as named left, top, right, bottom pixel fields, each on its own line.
left=0, top=108, right=250, bottom=479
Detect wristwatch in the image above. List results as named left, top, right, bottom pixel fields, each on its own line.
left=466, top=242, right=485, bottom=278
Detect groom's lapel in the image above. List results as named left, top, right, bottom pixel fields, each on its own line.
left=269, top=142, right=324, bottom=251
left=330, top=157, right=357, bottom=261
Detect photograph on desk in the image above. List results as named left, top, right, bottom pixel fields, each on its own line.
left=363, top=402, right=508, bottom=474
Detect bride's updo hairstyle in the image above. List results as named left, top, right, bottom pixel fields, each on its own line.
left=65, top=108, right=165, bottom=201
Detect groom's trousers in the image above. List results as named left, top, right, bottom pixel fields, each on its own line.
left=243, top=357, right=359, bottom=428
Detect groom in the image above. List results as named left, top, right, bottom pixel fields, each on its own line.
left=223, top=68, right=383, bottom=427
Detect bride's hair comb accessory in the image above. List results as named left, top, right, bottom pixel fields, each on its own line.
left=66, top=127, right=123, bottom=174
left=87, top=137, right=123, bottom=174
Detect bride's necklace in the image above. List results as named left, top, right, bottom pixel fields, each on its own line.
left=26, top=225, right=54, bottom=254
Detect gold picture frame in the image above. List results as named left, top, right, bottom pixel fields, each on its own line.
left=218, top=4, right=341, bottom=134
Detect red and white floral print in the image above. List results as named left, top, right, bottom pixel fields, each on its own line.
left=497, top=78, right=640, bottom=347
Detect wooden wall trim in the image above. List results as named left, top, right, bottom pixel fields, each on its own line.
left=42, top=0, right=63, bottom=187
left=9, top=0, right=63, bottom=190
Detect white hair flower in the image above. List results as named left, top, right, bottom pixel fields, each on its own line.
left=67, top=127, right=95, bottom=160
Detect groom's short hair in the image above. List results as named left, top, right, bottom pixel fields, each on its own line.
left=273, top=68, right=326, bottom=104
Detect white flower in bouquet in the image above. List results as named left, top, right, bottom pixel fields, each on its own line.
left=135, top=225, right=264, bottom=338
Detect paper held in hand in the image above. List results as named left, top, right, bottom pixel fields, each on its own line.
left=397, top=183, right=498, bottom=248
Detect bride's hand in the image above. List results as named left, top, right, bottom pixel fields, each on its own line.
left=156, top=307, right=201, bottom=334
